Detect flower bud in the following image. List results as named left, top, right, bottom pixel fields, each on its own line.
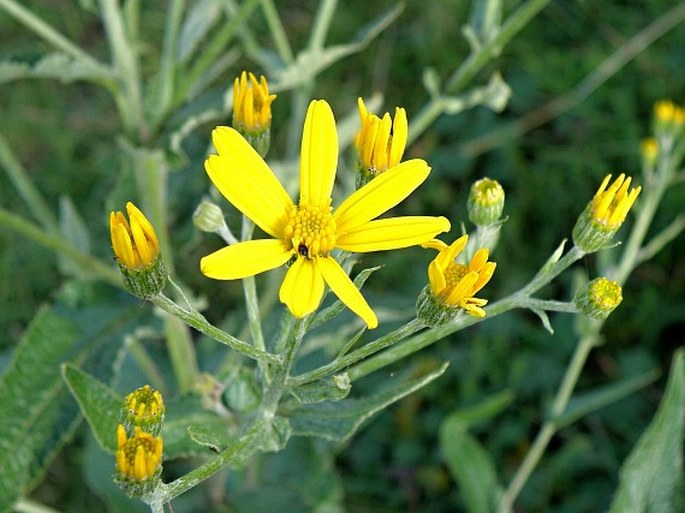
left=467, top=178, right=505, bottom=226
left=110, top=202, right=168, bottom=299
left=572, top=174, right=641, bottom=253
left=114, top=424, right=163, bottom=498
left=193, top=199, right=226, bottom=233
left=653, top=99, right=685, bottom=139
left=640, top=137, right=658, bottom=170
left=575, top=277, right=623, bottom=320
left=417, top=235, right=496, bottom=326
left=354, top=97, right=408, bottom=188
left=121, top=385, right=165, bottom=437
left=232, top=71, right=276, bottom=158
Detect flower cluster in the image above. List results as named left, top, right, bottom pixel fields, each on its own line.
left=114, top=386, right=165, bottom=498
left=201, top=98, right=450, bottom=328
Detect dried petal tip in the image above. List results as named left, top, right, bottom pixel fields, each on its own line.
left=572, top=174, right=641, bottom=253
left=110, top=202, right=168, bottom=299
left=468, top=178, right=505, bottom=226
left=232, top=71, right=276, bottom=157
left=121, top=385, right=165, bottom=437
left=354, top=97, right=408, bottom=188
left=114, top=424, right=163, bottom=498
left=575, top=277, right=622, bottom=320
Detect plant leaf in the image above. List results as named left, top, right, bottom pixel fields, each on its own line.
left=0, top=307, right=78, bottom=513
left=608, top=348, right=685, bottom=513
left=176, top=0, right=223, bottom=63
left=62, top=363, right=122, bottom=453
left=0, top=53, right=113, bottom=86
left=290, top=362, right=448, bottom=442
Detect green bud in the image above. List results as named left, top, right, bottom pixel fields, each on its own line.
left=416, top=285, right=461, bottom=328
left=121, top=385, right=165, bottom=437
left=467, top=178, right=505, bottom=226
left=193, top=199, right=226, bottom=233
left=575, top=277, right=623, bottom=320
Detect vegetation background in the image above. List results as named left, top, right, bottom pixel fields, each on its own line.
left=1, top=1, right=683, bottom=512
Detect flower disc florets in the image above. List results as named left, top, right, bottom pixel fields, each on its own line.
left=575, top=277, right=623, bottom=320
left=284, top=202, right=337, bottom=258
left=121, top=384, right=165, bottom=437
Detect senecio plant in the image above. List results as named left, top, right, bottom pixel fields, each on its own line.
left=1, top=2, right=684, bottom=513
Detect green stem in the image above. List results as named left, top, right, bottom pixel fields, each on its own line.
left=290, top=318, right=425, bottom=387
left=0, top=207, right=122, bottom=287
left=260, top=0, right=294, bottom=64
left=98, top=0, right=145, bottom=139
left=0, top=0, right=101, bottom=66
left=241, top=217, right=269, bottom=380
left=261, top=317, right=305, bottom=415
left=348, top=243, right=586, bottom=381
left=150, top=294, right=280, bottom=365
left=151, top=0, right=185, bottom=132
left=156, top=419, right=266, bottom=503
left=308, top=0, right=338, bottom=51
left=176, top=0, right=261, bottom=107
left=0, top=132, right=59, bottom=234
left=497, top=333, right=598, bottom=512
left=408, top=0, right=551, bottom=146
left=446, top=0, right=550, bottom=93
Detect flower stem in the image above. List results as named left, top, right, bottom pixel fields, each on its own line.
left=290, top=318, right=426, bottom=387
left=150, top=294, right=280, bottom=365
left=155, top=419, right=267, bottom=503
left=260, top=0, right=294, bottom=64
left=497, top=332, right=599, bottom=512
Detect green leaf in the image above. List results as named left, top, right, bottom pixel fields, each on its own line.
left=0, top=307, right=79, bottom=513
left=274, top=4, right=403, bottom=90
left=62, top=363, right=122, bottom=453
left=162, top=396, right=230, bottom=459
left=556, top=368, right=660, bottom=428
left=609, top=348, right=685, bottom=513
left=0, top=53, right=113, bottom=86
left=58, top=196, right=92, bottom=278
left=440, top=391, right=511, bottom=513
left=176, top=0, right=223, bottom=63
left=290, top=362, right=448, bottom=442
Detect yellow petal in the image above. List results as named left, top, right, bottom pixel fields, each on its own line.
left=437, top=235, right=468, bottom=270
left=336, top=216, right=450, bottom=253
left=317, top=256, right=378, bottom=329
left=334, top=159, right=431, bottom=233
left=428, top=259, right=446, bottom=296
left=445, top=272, right=479, bottom=305
left=299, top=100, right=338, bottom=208
left=201, top=239, right=292, bottom=280
left=206, top=127, right=294, bottom=237
left=389, top=107, right=408, bottom=167
left=279, top=257, right=325, bottom=318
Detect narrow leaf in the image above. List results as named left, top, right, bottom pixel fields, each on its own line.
left=556, top=368, right=660, bottom=428
left=441, top=419, right=502, bottom=513
left=176, top=0, right=222, bottom=62
left=0, top=53, right=113, bottom=86
left=58, top=196, right=92, bottom=278
left=290, top=362, right=448, bottom=441
left=608, top=348, right=685, bottom=513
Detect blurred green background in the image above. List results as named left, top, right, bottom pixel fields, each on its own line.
left=1, top=1, right=684, bottom=511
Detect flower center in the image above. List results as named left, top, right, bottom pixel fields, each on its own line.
left=444, top=262, right=469, bottom=289
left=283, top=203, right=337, bottom=258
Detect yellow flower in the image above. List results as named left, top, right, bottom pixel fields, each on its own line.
left=354, top=97, right=408, bottom=186
left=110, top=202, right=160, bottom=270
left=201, top=99, right=450, bottom=328
left=424, top=234, right=496, bottom=318
left=575, top=277, right=623, bottom=320
left=122, top=385, right=165, bottom=436
left=115, top=424, right=163, bottom=482
left=572, top=173, right=641, bottom=253
left=589, top=173, right=641, bottom=230
left=233, top=71, right=276, bottom=132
